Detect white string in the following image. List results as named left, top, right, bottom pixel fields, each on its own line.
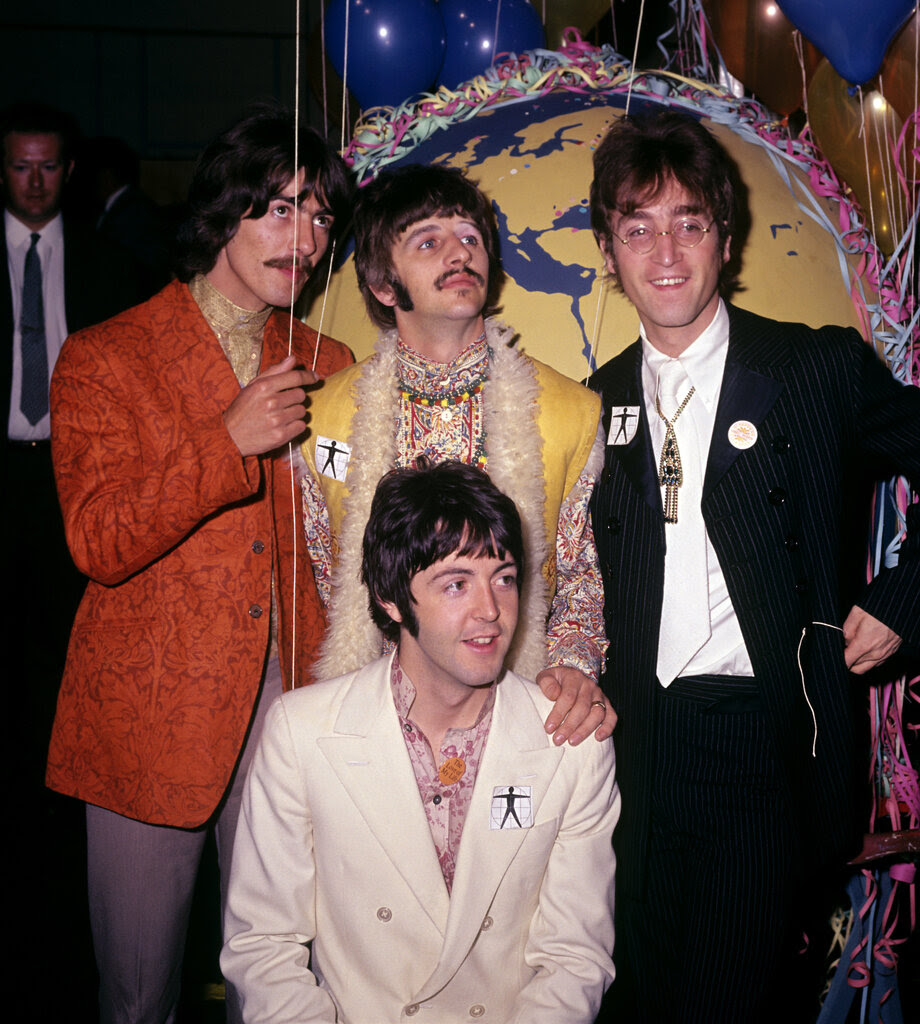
left=856, top=88, right=880, bottom=248
left=796, top=621, right=845, bottom=758
left=588, top=264, right=608, bottom=373
left=286, top=0, right=303, bottom=686
left=312, top=238, right=337, bottom=373
left=340, top=0, right=350, bottom=150
left=587, top=0, right=648, bottom=373
left=491, top=0, right=504, bottom=68
left=623, top=0, right=647, bottom=117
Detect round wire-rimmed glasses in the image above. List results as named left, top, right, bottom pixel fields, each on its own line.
left=613, top=219, right=715, bottom=255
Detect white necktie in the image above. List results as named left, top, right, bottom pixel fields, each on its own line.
left=655, top=360, right=711, bottom=686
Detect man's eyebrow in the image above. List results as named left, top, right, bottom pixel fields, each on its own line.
left=401, top=221, right=442, bottom=246
left=621, top=203, right=703, bottom=220
left=271, top=187, right=332, bottom=212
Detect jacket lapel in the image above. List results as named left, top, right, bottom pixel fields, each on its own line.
left=600, top=344, right=660, bottom=513
left=703, top=308, right=786, bottom=499
left=317, top=658, right=451, bottom=936
left=417, top=674, right=564, bottom=999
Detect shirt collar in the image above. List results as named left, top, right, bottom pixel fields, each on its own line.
left=390, top=651, right=495, bottom=731
left=640, top=299, right=729, bottom=413
left=5, top=209, right=64, bottom=249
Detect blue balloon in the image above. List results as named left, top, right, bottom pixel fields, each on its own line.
left=437, top=0, right=546, bottom=90
left=776, top=0, right=915, bottom=84
left=324, top=0, right=446, bottom=110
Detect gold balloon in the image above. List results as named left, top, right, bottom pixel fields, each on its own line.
left=808, top=58, right=907, bottom=254
left=877, top=10, right=919, bottom=125
left=702, top=0, right=820, bottom=115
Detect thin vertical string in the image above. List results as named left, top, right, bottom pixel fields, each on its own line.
left=491, top=0, right=504, bottom=67
left=589, top=0, right=648, bottom=374
left=340, top=0, right=350, bottom=150
left=857, top=88, right=880, bottom=247
left=319, top=0, right=329, bottom=138
left=287, top=0, right=303, bottom=686
left=623, top=0, right=647, bottom=117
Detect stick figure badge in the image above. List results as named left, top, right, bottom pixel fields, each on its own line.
left=490, top=786, right=533, bottom=830
left=316, top=436, right=351, bottom=480
left=607, top=406, right=640, bottom=446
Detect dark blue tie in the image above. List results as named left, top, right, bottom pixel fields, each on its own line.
left=20, top=231, right=49, bottom=425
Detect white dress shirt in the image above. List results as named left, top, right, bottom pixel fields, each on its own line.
left=6, top=209, right=68, bottom=441
left=641, top=299, right=754, bottom=678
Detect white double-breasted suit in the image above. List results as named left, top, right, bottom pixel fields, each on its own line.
left=221, top=654, right=619, bottom=1023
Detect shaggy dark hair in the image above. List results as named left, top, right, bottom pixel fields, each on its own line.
left=353, top=163, right=504, bottom=329
left=176, top=102, right=352, bottom=280
left=589, top=111, right=744, bottom=292
left=361, top=459, right=524, bottom=641
left=0, top=102, right=77, bottom=163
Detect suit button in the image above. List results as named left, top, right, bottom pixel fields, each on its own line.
left=768, top=488, right=787, bottom=506
left=470, top=1006, right=486, bottom=1018
left=432, top=794, right=442, bottom=805
left=795, top=578, right=809, bottom=594
left=405, top=1004, right=420, bottom=1016
left=785, top=534, right=799, bottom=551
left=251, top=539, right=265, bottom=554
left=772, top=435, right=791, bottom=454
left=607, top=516, right=621, bottom=533
left=600, top=466, right=611, bottom=484
left=376, top=907, right=392, bottom=922
left=481, top=916, right=493, bottom=930
left=248, top=604, right=263, bottom=618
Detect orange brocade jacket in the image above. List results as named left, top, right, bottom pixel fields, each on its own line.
left=45, top=280, right=353, bottom=828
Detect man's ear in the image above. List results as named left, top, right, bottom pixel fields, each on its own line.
left=599, top=237, right=617, bottom=277
left=369, top=281, right=398, bottom=309
left=721, top=230, right=732, bottom=266
left=378, top=598, right=403, bottom=625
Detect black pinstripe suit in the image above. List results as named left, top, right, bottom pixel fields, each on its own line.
left=590, top=303, right=920, bottom=1020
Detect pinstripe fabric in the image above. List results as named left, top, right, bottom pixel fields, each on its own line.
left=612, top=679, right=799, bottom=1023
left=590, top=304, right=920, bottom=1019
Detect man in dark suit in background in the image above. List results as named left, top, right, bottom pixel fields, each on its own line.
left=1, top=102, right=137, bottom=783
left=89, top=134, right=173, bottom=299
left=2, top=100, right=139, bottom=1018
left=588, top=111, right=920, bottom=1023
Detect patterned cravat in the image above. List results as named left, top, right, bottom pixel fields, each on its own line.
left=20, top=232, right=49, bottom=425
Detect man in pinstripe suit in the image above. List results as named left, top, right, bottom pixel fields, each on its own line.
left=588, top=111, right=920, bottom=1022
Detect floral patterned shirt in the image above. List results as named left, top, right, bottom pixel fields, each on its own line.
left=391, top=654, right=494, bottom=893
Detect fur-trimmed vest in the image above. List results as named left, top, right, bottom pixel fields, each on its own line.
left=303, top=318, right=601, bottom=681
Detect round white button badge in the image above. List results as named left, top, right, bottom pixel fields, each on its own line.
left=728, top=420, right=758, bottom=450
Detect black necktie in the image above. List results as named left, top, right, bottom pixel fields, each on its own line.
left=20, top=232, right=49, bottom=425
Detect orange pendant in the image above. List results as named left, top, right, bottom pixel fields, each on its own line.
left=438, top=757, right=466, bottom=785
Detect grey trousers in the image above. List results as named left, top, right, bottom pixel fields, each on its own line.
left=86, top=656, right=283, bottom=1024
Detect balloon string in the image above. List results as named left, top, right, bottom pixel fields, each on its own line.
left=857, top=88, right=880, bottom=251
left=287, top=0, right=303, bottom=687
left=793, top=30, right=809, bottom=122
left=340, top=0, right=350, bottom=150
left=624, top=0, right=647, bottom=117
left=320, top=0, right=328, bottom=138
left=491, top=1, right=503, bottom=68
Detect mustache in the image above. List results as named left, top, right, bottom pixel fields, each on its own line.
left=264, top=256, right=314, bottom=274
left=435, top=267, right=485, bottom=290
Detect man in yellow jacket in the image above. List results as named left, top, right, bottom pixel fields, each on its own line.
left=300, top=164, right=613, bottom=743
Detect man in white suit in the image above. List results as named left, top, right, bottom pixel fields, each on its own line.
left=222, top=459, right=619, bottom=1023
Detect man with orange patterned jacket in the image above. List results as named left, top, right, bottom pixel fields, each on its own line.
left=46, top=104, right=354, bottom=1024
